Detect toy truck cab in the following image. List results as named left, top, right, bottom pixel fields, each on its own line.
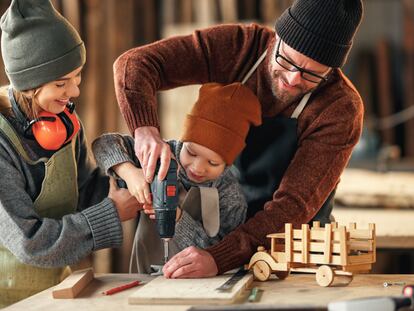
left=247, top=222, right=376, bottom=287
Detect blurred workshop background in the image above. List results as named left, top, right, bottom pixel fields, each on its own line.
left=1, top=0, right=413, bottom=275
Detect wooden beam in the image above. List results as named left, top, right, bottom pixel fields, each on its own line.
left=52, top=268, right=94, bottom=299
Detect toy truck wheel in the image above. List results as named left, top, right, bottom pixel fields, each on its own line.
left=253, top=260, right=271, bottom=281
left=316, top=265, right=334, bottom=287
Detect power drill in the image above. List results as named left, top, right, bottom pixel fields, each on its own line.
left=150, top=159, right=179, bottom=264
left=116, top=159, right=179, bottom=264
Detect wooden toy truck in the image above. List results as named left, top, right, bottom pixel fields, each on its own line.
left=247, top=222, right=376, bottom=287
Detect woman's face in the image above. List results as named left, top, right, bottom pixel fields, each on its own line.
left=26, top=66, right=82, bottom=115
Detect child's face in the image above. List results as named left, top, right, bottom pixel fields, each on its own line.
left=27, top=66, right=82, bottom=115
left=179, top=142, right=226, bottom=183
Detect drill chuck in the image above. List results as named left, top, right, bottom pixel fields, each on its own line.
left=154, top=209, right=176, bottom=238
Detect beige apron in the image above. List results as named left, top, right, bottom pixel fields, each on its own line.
left=0, top=114, right=78, bottom=307
left=132, top=181, right=219, bottom=274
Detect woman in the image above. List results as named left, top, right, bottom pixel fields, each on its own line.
left=0, top=0, right=140, bottom=307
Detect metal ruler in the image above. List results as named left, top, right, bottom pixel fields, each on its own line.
left=216, top=268, right=248, bottom=292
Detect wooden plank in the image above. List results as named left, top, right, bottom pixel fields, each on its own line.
left=339, top=226, right=348, bottom=265
left=294, top=227, right=373, bottom=241
left=128, top=274, right=253, bottom=305
left=349, top=229, right=374, bottom=240
left=324, top=224, right=332, bottom=264
left=292, top=240, right=373, bottom=253
left=336, top=168, right=414, bottom=209
left=348, top=240, right=374, bottom=252
left=313, top=221, right=321, bottom=228
left=348, top=254, right=375, bottom=265
left=301, top=224, right=309, bottom=263
left=52, top=268, right=94, bottom=299
left=292, top=253, right=342, bottom=266
left=370, top=223, right=377, bottom=262
left=267, top=233, right=285, bottom=238
left=333, top=207, right=414, bottom=248
left=285, top=223, right=292, bottom=262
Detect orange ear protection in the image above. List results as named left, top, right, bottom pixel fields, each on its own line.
left=28, top=104, right=80, bottom=150
left=9, top=87, right=80, bottom=151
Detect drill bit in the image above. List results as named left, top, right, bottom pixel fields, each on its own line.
left=163, top=238, right=170, bottom=264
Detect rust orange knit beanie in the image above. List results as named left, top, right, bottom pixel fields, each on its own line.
left=181, top=82, right=262, bottom=165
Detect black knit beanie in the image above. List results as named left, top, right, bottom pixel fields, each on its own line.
left=275, top=0, right=363, bottom=68
left=1, top=0, right=86, bottom=91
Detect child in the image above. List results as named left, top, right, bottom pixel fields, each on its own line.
left=0, top=0, right=140, bottom=306
left=92, top=82, right=262, bottom=273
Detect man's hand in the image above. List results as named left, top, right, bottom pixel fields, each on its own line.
left=134, top=126, right=172, bottom=183
left=162, top=246, right=219, bottom=278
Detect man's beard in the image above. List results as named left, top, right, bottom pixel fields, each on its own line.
left=266, top=43, right=321, bottom=105
left=269, top=70, right=307, bottom=105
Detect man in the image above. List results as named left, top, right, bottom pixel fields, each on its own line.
left=113, top=0, right=364, bottom=278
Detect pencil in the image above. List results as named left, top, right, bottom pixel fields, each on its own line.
left=102, top=280, right=141, bottom=295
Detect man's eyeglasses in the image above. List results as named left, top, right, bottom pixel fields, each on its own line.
left=275, top=39, right=329, bottom=84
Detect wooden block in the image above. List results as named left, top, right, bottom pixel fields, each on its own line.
left=52, top=268, right=94, bottom=299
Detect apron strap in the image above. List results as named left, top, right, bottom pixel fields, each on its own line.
left=199, top=187, right=219, bottom=237
left=291, top=92, right=312, bottom=119
left=241, top=50, right=267, bottom=85
left=180, top=186, right=220, bottom=237
left=0, top=113, right=47, bottom=164
left=240, top=49, right=313, bottom=120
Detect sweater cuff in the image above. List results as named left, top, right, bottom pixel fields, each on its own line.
left=173, top=211, right=197, bottom=249
left=81, top=197, right=123, bottom=250
left=206, top=237, right=242, bottom=274
left=99, top=147, right=134, bottom=176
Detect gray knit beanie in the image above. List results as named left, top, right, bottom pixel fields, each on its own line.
left=0, top=0, right=86, bottom=91
left=275, top=0, right=363, bottom=68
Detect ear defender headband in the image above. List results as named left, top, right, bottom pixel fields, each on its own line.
left=8, top=87, right=80, bottom=150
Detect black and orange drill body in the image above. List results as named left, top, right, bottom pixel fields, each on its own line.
left=151, top=159, right=179, bottom=239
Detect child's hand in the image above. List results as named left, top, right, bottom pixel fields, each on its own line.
left=144, top=206, right=182, bottom=222
left=143, top=205, right=155, bottom=219
left=113, top=162, right=152, bottom=205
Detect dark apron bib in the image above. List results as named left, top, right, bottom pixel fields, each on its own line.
left=235, top=51, right=334, bottom=223
left=234, top=115, right=334, bottom=222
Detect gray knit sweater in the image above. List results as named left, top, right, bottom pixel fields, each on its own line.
left=92, top=133, right=247, bottom=250
left=0, top=114, right=123, bottom=268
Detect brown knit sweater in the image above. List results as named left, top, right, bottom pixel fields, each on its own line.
left=114, top=23, right=364, bottom=274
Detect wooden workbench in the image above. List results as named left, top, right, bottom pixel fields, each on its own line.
left=4, top=273, right=414, bottom=311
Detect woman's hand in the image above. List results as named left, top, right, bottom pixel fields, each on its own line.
left=107, top=177, right=142, bottom=222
